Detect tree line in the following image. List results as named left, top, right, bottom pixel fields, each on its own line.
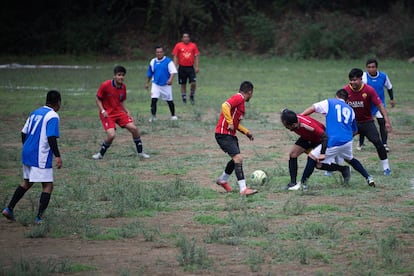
left=1, top=0, right=413, bottom=58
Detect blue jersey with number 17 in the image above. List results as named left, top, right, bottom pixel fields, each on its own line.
left=313, top=98, right=357, bottom=147
left=21, top=106, right=60, bottom=169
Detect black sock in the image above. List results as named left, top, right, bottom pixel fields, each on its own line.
left=289, top=157, right=298, bottom=183
left=301, top=157, right=316, bottom=184
left=319, top=163, right=344, bottom=172
left=99, top=141, right=111, bottom=156
left=181, top=94, right=186, bottom=101
left=167, top=101, right=175, bottom=116
left=234, top=163, right=244, bottom=181
left=225, top=160, right=235, bottom=175
left=134, top=138, right=143, bottom=153
left=151, top=98, right=158, bottom=116
left=8, top=185, right=27, bottom=210
left=37, top=192, right=51, bottom=218
left=347, top=158, right=369, bottom=178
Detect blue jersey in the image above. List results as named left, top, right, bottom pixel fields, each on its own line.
left=147, top=56, right=177, bottom=86
left=313, top=99, right=357, bottom=147
left=362, top=71, right=392, bottom=114
left=21, top=106, right=60, bottom=168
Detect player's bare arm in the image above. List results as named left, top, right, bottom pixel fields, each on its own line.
left=300, top=105, right=316, bottom=116
left=96, top=97, right=107, bottom=117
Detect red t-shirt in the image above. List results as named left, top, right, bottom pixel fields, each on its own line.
left=172, top=42, right=199, bottom=66
left=96, top=79, right=127, bottom=115
left=344, top=83, right=382, bottom=123
left=215, top=93, right=245, bottom=136
left=295, top=115, right=326, bottom=143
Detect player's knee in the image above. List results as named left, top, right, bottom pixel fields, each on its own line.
left=232, top=154, right=243, bottom=164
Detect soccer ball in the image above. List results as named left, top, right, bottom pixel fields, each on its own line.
left=250, top=170, right=267, bottom=185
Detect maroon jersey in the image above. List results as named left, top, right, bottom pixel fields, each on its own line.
left=295, top=115, right=326, bottom=143
left=215, top=93, right=245, bottom=136
left=344, top=83, right=382, bottom=123
left=96, top=79, right=127, bottom=115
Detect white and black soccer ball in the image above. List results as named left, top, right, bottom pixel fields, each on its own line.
left=250, top=170, right=267, bottom=186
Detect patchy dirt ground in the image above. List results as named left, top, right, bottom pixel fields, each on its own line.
left=1, top=109, right=413, bottom=275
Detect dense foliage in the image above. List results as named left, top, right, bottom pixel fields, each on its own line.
left=1, top=0, right=413, bottom=58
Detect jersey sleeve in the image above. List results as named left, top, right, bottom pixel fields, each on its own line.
left=46, top=115, right=60, bottom=138
left=168, top=60, right=178, bottom=74
left=96, top=81, right=107, bottom=99
left=147, top=59, right=154, bottom=78
left=172, top=44, right=179, bottom=56
left=384, top=74, right=393, bottom=90
left=313, top=100, right=329, bottom=115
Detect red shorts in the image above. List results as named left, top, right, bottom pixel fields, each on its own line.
left=100, top=112, right=134, bottom=131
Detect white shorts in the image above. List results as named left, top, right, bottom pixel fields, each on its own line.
left=375, top=110, right=383, bottom=119
left=151, top=83, right=173, bottom=101
left=23, top=165, right=54, bottom=182
left=310, top=141, right=353, bottom=164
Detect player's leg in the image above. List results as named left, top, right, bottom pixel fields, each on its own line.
left=161, top=84, right=177, bottom=119
left=2, top=170, right=33, bottom=221
left=345, top=158, right=375, bottom=187
left=124, top=122, right=150, bottom=159
left=93, top=115, right=117, bottom=159
left=286, top=141, right=307, bottom=189
left=362, top=121, right=390, bottom=174
left=178, top=67, right=187, bottom=103
left=232, top=153, right=257, bottom=196
left=151, top=98, right=158, bottom=120
left=358, top=134, right=365, bottom=150
left=150, top=83, right=161, bottom=121
left=377, top=117, right=388, bottom=151
left=36, top=182, right=53, bottom=224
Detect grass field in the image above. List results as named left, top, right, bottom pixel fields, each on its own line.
left=0, top=56, right=413, bottom=275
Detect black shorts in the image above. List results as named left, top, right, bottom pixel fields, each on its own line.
left=295, top=137, right=320, bottom=154
left=215, top=134, right=240, bottom=157
left=178, top=66, right=196, bottom=85
left=357, top=121, right=382, bottom=145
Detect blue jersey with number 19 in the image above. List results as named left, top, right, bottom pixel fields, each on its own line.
left=21, top=106, right=60, bottom=169
left=313, top=99, right=356, bottom=147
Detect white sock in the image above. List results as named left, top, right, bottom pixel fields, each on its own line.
left=221, top=172, right=230, bottom=181
left=238, top=179, right=247, bottom=192
left=381, top=159, right=390, bottom=170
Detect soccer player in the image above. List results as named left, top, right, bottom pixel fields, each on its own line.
left=145, top=45, right=178, bottom=122
left=2, top=90, right=62, bottom=224
left=344, top=68, right=392, bottom=176
left=215, top=81, right=258, bottom=196
left=172, top=32, right=200, bottom=104
left=299, top=89, right=375, bottom=191
left=280, top=109, right=327, bottom=190
left=359, top=59, right=395, bottom=152
left=92, top=65, right=150, bottom=160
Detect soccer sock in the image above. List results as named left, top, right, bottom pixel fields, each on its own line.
left=134, top=138, right=143, bottom=153
left=37, top=192, right=51, bottom=218
left=234, top=163, right=244, bottom=181
left=347, top=158, right=369, bottom=178
left=167, top=101, right=175, bottom=116
left=224, top=160, right=235, bottom=175
left=190, top=89, right=195, bottom=97
left=181, top=93, right=186, bottom=102
left=151, top=98, right=158, bottom=116
left=381, top=159, right=390, bottom=171
left=301, top=157, right=316, bottom=184
left=99, top=141, right=111, bottom=156
left=288, top=157, right=298, bottom=183
left=237, top=179, right=247, bottom=192
left=377, top=118, right=387, bottom=144
left=319, top=163, right=343, bottom=172
left=8, top=185, right=27, bottom=210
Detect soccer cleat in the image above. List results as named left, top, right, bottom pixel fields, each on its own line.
left=324, top=171, right=333, bottom=176
left=301, top=184, right=309, bottom=192
left=190, top=96, right=195, bottom=105
left=341, top=166, right=351, bottom=184
left=138, top=152, right=150, bottom=159
left=149, top=116, right=157, bottom=122
left=170, top=116, right=178, bottom=121
left=2, top=207, right=16, bottom=221
left=286, top=182, right=301, bottom=191
left=384, top=144, right=390, bottom=152
left=216, top=179, right=233, bottom=192
left=366, top=176, right=375, bottom=187
left=240, top=187, right=258, bottom=196
left=383, top=168, right=391, bottom=176
left=356, top=144, right=364, bottom=151
left=92, top=152, right=103, bottom=160
left=34, top=216, right=42, bottom=225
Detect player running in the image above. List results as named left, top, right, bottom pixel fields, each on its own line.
left=344, top=68, right=392, bottom=176
left=299, top=89, right=375, bottom=191
left=215, top=81, right=258, bottom=196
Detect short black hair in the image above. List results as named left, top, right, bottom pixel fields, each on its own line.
left=281, top=109, right=298, bottom=125
left=114, top=65, right=126, bottom=75
left=46, top=90, right=61, bottom=105
left=336, top=89, right=349, bottom=101
left=348, top=68, right=363, bottom=79
left=239, top=81, right=254, bottom=93
left=366, top=58, right=378, bottom=67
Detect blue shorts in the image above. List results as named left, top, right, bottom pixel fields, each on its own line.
left=215, top=134, right=240, bottom=157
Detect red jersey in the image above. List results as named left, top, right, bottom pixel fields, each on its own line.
left=344, top=83, right=382, bottom=123
left=172, top=42, right=199, bottom=66
left=96, top=79, right=127, bottom=115
left=215, top=93, right=246, bottom=136
left=295, top=115, right=326, bottom=143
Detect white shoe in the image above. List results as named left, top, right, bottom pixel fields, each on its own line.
left=170, top=116, right=178, bottom=120
left=288, top=183, right=301, bottom=191
left=138, top=152, right=150, bottom=159
left=324, top=171, right=333, bottom=176
left=92, top=152, right=103, bottom=160
left=149, top=116, right=156, bottom=122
